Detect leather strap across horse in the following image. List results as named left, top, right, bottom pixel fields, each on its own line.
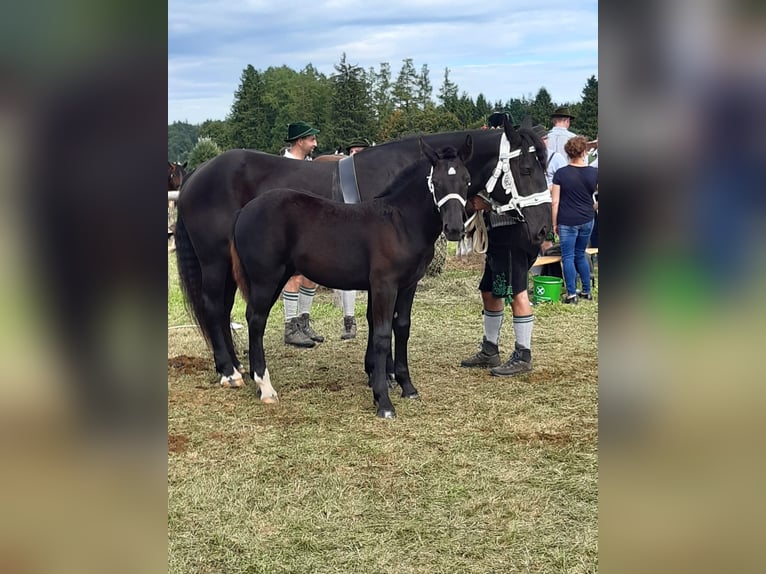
left=338, top=156, right=361, bottom=204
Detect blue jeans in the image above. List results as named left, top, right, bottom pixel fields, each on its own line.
left=558, top=219, right=594, bottom=296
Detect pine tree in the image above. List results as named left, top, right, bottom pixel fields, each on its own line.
left=417, top=64, right=432, bottom=110
left=437, top=67, right=458, bottom=113
left=574, top=75, right=598, bottom=140
left=330, top=53, right=373, bottom=151
left=531, top=87, right=555, bottom=126
left=228, top=65, right=266, bottom=149
left=392, top=58, right=418, bottom=113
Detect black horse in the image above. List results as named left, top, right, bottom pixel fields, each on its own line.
left=230, top=138, right=473, bottom=418
left=176, top=115, right=551, bottom=387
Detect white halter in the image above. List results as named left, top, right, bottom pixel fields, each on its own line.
left=479, top=132, right=552, bottom=218
left=426, top=165, right=467, bottom=209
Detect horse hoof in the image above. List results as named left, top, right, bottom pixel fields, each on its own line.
left=402, top=392, right=420, bottom=400
left=220, top=372, right=244, bottom=388
left=236, top=363, right=246, bottom=375
left=377, top=409, right=396, bottom=419
left=260, top=394, right=279, bottom=404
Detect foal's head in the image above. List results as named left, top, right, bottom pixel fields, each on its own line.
left=419, top=136, right=473, bottom=241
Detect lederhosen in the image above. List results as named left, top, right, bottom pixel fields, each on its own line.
left=478, top=212, right=538, bottom=300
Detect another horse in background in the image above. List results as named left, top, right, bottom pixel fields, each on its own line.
left=230, top=137, right=473, bottom=418
left=168, top=161, right=187, bottom=191
left=176, top=115, right=551, bottom=387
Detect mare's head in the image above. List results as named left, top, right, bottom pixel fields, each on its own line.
left=168, top=161, right=187, bottom=191
left=419, top=135, right=473, bottom=241
left=498, top=114, right=552, bottom=245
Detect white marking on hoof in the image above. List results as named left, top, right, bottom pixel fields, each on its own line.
left=236, top=363, right=246, bottom=375
left=220, top=370, right=244, bottom=388
left=255, top=369, right=279, bottom=404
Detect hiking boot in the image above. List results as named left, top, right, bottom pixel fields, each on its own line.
left=298, top=313, right=324, bottom=342
left=340, top=315, right=357, bottom=340
left=284, top=317, right=315, bottom=348
left=460, top=338, right=501, bottom=368
left=490, top=343, right=533, bottom=377
left=563, top=294, right=579, bottom=305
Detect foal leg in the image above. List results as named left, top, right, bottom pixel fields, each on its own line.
left=365, top=292, right=396, bottom=389
left=392, top=284, right=420, bottom=399
left=369, top=287, right=397, bottom=419
left=245, top=287, right=279, bottom=404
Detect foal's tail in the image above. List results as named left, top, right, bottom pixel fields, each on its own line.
left=229, top=236, right=250, bottom=301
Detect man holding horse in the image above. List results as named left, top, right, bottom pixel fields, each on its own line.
left=281, top=121, right=325, bottom=348
left=460, top=116, right=549, bottom=377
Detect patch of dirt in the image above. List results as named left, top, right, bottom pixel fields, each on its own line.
left=446, top=253, right=485, bottom=272
left=168, top=433, right=189, bottom=454
left=168, top=355, right=210, bottom=375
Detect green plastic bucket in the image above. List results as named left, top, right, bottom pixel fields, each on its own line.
left=533, top=275, right=563, bottom=304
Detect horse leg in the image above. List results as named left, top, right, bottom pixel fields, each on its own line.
left=201, top=262, right=242, bottom=388
left=369, top=287, right=397, bottom=419
left=222, top=270, right=245, bottom=374
left=365, top=292, right=396, bottom=390
left=392, top=284, right=420, bottom=399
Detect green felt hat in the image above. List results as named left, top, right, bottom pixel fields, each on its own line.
left=550, top=106, right=576, bottom=119
left=285, top=121, right=320, bottom=142
left=345, top=138, right=372, bottom=154
left=532, top=124, right=549, bottom=139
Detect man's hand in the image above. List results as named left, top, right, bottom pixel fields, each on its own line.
left=469, top=195, right=492, bottom=212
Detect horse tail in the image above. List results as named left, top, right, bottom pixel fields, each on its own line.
left=229, top=209, right=250, bottom=300
left=229, top=241, right=249, bottom=301
left=174, top=213, right=213, bottom=345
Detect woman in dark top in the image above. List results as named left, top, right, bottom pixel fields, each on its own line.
left=552, top=136, right=598, bottom=303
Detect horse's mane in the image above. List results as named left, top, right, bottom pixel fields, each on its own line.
left=374, top=146, right=460, bottom=200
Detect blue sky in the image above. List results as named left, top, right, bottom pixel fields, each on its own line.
left=168, top=1, right=598, bottom=125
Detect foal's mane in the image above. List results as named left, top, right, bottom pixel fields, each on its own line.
left=374, top=146, right=460, bottom=200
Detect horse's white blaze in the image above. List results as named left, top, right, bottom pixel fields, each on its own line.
left=220, top=370, right=244, bottom=388
left=448, top=166, right=456, bottom=175
left=255, top=368, right=278, bottom=404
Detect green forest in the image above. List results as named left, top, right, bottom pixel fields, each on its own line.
left=169, top=54, right=598, bottom=165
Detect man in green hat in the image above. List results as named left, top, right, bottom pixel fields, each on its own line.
left=284, top=121, right=319, bottom=161
left=345, top=138, right=372, bottom=156
left=281, top=121, right=325, bottom=347
left=547, top=106, right=578, bottom=156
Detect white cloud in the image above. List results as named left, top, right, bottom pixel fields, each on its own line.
left=168, top=0, right=598, bottom=124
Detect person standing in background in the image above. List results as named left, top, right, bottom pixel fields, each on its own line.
left=281, top=121, right=326, bottom=347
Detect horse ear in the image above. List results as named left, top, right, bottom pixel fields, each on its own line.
left=168, top=161, right=173, bottom=168
left=459, top=134, right=474, bottom=163
left=521, top=115, right=533, bottom=130
left=503, top=113, right=521, bottom=146
left=419, top=138, right=439, bottom=165
left=182, top=161, right=188, bottom=168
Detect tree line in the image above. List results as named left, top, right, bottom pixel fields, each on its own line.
left=169, top=54, right=598, bottom=166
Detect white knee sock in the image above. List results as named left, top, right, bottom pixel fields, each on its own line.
left=483, top=309, right=504, bottom=345
left=283, top=290, right=298, bottom=321
left=298, top=285, right=316, bottom=316
left=513, top=314, right=534, bottom=350
left=341, top=290, right=356, bottom=317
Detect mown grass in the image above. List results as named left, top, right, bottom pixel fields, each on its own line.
left=168, top=251, right=598, bottom=573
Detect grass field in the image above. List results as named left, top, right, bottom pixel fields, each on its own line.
left=168, top=251, right=598, bottom=573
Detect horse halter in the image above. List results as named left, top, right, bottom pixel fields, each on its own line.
left=426, top=165, right=468, bottom=210
left=479, top=132, right=552, bottom=219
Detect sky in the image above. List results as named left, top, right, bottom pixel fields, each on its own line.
left=168, top=1, right=598, bottom=125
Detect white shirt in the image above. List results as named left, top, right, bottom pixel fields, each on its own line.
left=283, top=149, right=311, bottom=161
